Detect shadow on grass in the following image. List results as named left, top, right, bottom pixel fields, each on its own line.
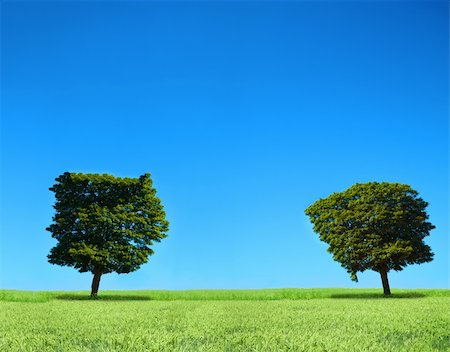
left=330, top=292, right=426, bottom=299
left=56, top=294, right=152, bottom=301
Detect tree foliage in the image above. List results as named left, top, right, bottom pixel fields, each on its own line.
left=46, top=172, right=169, bottom=293
left=305, top=182, right=434, bottom=291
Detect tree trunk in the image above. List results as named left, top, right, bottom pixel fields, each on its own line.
left=379, top=267, right=391, bottom=295
left=90, top=268, right=103, bottom=297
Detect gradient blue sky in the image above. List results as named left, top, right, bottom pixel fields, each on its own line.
left=1, top=1, right=448, bottom=291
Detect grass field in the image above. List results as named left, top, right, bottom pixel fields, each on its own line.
left=1, top=288, right=449, bottom=351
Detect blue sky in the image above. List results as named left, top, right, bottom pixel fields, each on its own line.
left=1, top=1, right=448, bottom=291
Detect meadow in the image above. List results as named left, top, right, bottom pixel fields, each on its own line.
left=1, top=289, right=449, bottom=351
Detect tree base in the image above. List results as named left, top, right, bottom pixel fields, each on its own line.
left=380, top=268, right=391, bottom=295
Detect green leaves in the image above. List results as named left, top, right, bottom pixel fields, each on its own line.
left=47, top=172, right=169, bottom=275
left=305, top=182, right=435, bottom=281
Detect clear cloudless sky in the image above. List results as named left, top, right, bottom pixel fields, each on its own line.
left=0, top=0, right=448, bottom=291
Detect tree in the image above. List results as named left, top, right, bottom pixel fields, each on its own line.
left=305, top=182, right=435, bottom=295
left=46, top=172, right=169, bottom=296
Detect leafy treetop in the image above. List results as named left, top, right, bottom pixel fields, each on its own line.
left=305, top=182, right=434, bottom=282
left=46, top=172, right=169, bottom=275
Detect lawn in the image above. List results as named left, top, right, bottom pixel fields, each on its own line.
left=1, top=289, right=449, bottom=351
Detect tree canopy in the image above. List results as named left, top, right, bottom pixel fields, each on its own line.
left=305, top=182, right=435, bottom=295
left=46, top=172, right=169, bottom=296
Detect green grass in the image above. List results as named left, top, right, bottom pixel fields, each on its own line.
left=1, top=289, right=449, bottom=351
